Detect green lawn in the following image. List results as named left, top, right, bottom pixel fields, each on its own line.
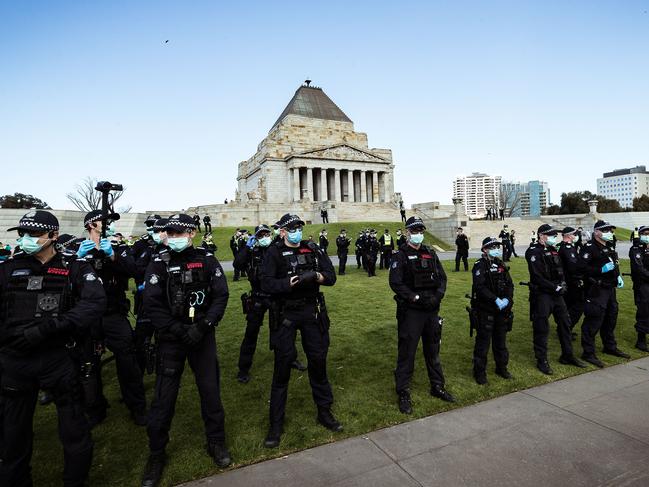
left=32, top=257, right=642, bottom=486
left=615, top=227, right=632, bottom=242
left=191, top=221, right=452, bottom=259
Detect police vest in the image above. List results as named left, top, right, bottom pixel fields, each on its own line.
left=483, top=259, right=509, bottom=296
left=1, top=264, right=72, bottom=333
left=407, top=247, right=441, bottom=291
left=281, top=243, right=319, bottom=278
left=247, top=247, right=265, bottom=286
left=383, top=235, right=392, bottom=245
left=165, top=252, right=211, bottom=323
left=542, top=248, right=565, bottom=283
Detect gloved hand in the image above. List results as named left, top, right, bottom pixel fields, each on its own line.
left=77, top=239, right=96, bottom=258
left=99, top=238, right=114, bottom=257
left=601, top=262, right=615, bottom=273
left=168, top=322, right=186, bottom=339
left=423, top=294, right=441, bottom=309
left=495, top=298, right=509, bottom=310
left=555, top=285, right=566, bottom=295
left=617, top=276, right=624, bottom=288
left=12, top=319, right=64, bottom=351
left=298, top=270, right=318, bottom=284
left=137, top=284, right=145, bottom=292
left=246, top=236, right=256, bottom=248
left=183, top=321, right=210, bottom=347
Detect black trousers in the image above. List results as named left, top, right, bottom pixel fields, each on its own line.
left=502, top=242, right=512, bottom=261
left=0, top=348, right=93, bottom=487
left=530, top=293, right=574, bottom=361
left=99, top=313, right=146, bottom=414
left=269, top=305, right=333, bottom=426
left=366, top=253, right=377, bottom=276
left=337, top=252, right=348, bottom=274
left=634, top=284, right=649, bottom=334
left=355, top=251, right=363, bottom=269
left=238, top=297, right=271, bottom=374
left=564, top=284, right=585, bottom=328
left=147, top=328, right=225, bottom=452
left=581, top=287, right=619, bottom=356
left=473, top=311, right=509, bottom=373
left=455, top=251, right=468, bottom=271
left=380, top=249, right=392, bottom=269
left=204, top=223, right=212, bottom=233
left=394, top=307, right=445, bottom=393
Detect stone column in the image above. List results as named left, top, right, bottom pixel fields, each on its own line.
left=347, top=170, right=355, bottom=202
left=292, top=168, right=301, bottom=202
left=384, top=172, right=392, bottom=202
left=306, top=167, right=314, bottom=201
left=334, top=169, right=341, bottom=202
left=372, top=171, right=379, bottom=202
left=588, top=199, right=598, bottom=215
left=360, top=170, right=367, bottom=202
left=321, top=168, right=328, bottom=201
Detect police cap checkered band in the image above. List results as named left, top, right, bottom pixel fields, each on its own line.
left=537, top=224, right=556, bottom=235
left=145, top=214, right=161, bottom=224
left=481, top=237, right=500, bottom=249
left=594, top=220, right=616, bottom=231
left=405, top=216, right=426, bottom=230
left=164, top=213, right=196, bottom=232
left=638, top=225, right=649, bottom=234
left=255, top=224, right=271, bottom=236
left=83, top=210, right=120, bottom=227
left=278, top=213, right=305, bottom=229
left=153, top=218, right=168, bottom=231
left=7, top=210, right=60, bottom=232
left=562, top=226, right=576, bottom=235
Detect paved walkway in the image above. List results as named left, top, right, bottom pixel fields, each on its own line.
left=182, top=357, right=649, bottom=486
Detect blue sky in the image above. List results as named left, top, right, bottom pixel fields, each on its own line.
left=1, top=1, right=648, bottom=212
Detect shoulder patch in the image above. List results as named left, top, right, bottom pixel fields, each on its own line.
left=84, top=272, right=97, bottom=281
left=149, top=274, right=160, bottom=285
left=530, top=256, right=536, bottom=262
left=214, top=267, right=223, bottom=278
left=583, top=253, right=589, bottom=259
left=391, top=261, right=398, bottom=269
left=475, top=269, right=481, bottom=276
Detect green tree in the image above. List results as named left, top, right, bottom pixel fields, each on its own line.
left=0, top=193, right=51, bottom=209
left=633, top=195, right=649, bottom=211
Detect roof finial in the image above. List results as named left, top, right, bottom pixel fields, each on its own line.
left=304, top=78, right=312, bottom=87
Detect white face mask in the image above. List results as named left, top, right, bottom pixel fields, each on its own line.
left=600, top=231, right=614, bottom=242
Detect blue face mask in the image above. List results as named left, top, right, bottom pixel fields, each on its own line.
left=21, top=235, right=47, bottom=255
left=258, top=236, right=272, bottom=247
left=600, top=231, right=614, bottom=242
left=488, top=248, right=502, bottom=259
left=409, top=233, right=424, bottom=245
left=287, top=229, right=302, bottom=244
left=106, top=223, right=116, bottom=237
left=167, top=237, right=190, bottom=252
left=641, top=235, right=649, bottom=245
left=545, top=235, right=560, bottom=248
left=152, top=232, right=164, bottom=245
left=146, top=228, right=154, bottom=237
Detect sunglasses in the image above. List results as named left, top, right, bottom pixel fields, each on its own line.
left=18, top=230, right=47, bottom=238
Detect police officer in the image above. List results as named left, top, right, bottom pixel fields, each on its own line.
left=471, top=237, right=514, bottom=384
left=499, top=225, right=512, bottom=262
left=558, top=227, right=585, bottom=338
left=365, top=229, right=380, bottom=277
left=78, top=210, right=147, bottom=426
left=0, top=210, right=106, bottom=487
left=354, top=231, right=365, bottom=269
left=454, top=227, right=469, bottom=272
left=335, top=229, right=351, bottom=275
left=141, top=214, right=231, bottom=485
left=201, top=232, right=216, bottom=252
left=379, top=228, right=395, bottom=269
left=630, top=226, right=649, bottom=351
left=389, top=216, right=454, bottom=415
left=319, top=229, right=329, bottom=254
left=193, top=214, right=202, bottom=232
left=203, top=214, right=212, bottom=233
left=525, top=224, right=586, bottom=375
left=260, top=213, right=341, bottom=448
left=580, top=220, right=630, bottom=367
left=396, top=228, right=407, bottom=247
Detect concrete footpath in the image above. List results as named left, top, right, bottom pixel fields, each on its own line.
left=182, top=357, right=649, bottom=487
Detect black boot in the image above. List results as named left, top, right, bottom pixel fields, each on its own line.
left=290, top=359, right=307, bottom=372
left=131, top=408, right=148, bottom=426
left=141, top=451, right=166, bottom=487
left=317, top=406, right=343, bottom=432
left=264, top=423, right=283, bottom=448
left=602, top=347, right=631, bottom=359
left=473, top=369, right=488, bottom=385
left=495, top=367, right=512, bottom=379
left=397, top=390, right=413, bottom=414
left=236, top=370, right=250, bottom=384
left=39, top=390, right=54, bottom=406
left=536, top=359, right=553, bottom=375
left=430, top=384, right=456, bottom=402
left=581, top=354, right=604, bottom=368
left=207, top=441, right=232, bottom=468
left=636, top=332, right=648, bottom=352
left=558, top=355, right=587, bottom=368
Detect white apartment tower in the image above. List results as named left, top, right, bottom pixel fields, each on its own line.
left=453, top=173, right=502, bottom=217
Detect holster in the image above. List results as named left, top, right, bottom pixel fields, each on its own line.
left=316, top=292, right=330, bottom=333
left=467, top=306, right=479, bottom=337
left=268, top=301, right=283, bottom=333
left=144, top=334, right=157, bottom=375
left=241, top=292, right=253, bottom=314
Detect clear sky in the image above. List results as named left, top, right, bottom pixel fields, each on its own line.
left=1, top=1, right=648, bottom=212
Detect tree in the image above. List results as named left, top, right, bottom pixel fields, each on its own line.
left=499, top=184, right=524, bottom=217
left=633, top=195, right=649, bottom=211
left=544, top=204, right=561, bottom=215
left=0, top=193, right=51, bottom=209
left=596, top=196, right=623, bottom=213
left=66, top=177, right=126, bottom=212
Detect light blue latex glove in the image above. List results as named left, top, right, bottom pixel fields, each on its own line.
left=77, top=240, right=96, bottom=258
left=246, top=236, right=256, bottom=248
left=495, top=298, right=507, bottom=311
left=601, top=262, right=615, bottom=273
left=137, top=284, right=145, bottom=292
left=617, top=276, right=624, bottom=288
left=500, top=298, right=510, bottom=308
left=99, top=238, right=114, bottom=257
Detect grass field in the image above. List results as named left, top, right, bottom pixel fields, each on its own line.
left=31, top=256, right=642, bottom=486
left=190, top=221, right=452, bottom=259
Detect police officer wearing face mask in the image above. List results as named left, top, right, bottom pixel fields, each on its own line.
left=365, top=229, right=380, bottom=277
left=234, top=224, right=307, bottom=384
left=0, top=210, right=106, bottom=487
left=141, top=214, right=231, bottom=485
left=319, top=229, right=329, bottom=254
left=389, top=217, right=454, bottom=415
left=629, top=226, right=649, bottom=352
left=354, top=231, right=365, bottom=269
left=335, top=229, right=351, bottom=275
left=379, top=228, right=395, bottom=270
left=454, top=227, right=469, bottom=272
left=579, top=220, right=630, bottom=367
left=260, top=213, right=341, bottom=448
left=77, top=210, right=147, bottom=426
left=525, top=224, right=586, bottom=375
left=396, top=228, right=406, bottom=247
left=558, top=227, right=586, bottom=338
left=470, top=238, right=514, bottom=385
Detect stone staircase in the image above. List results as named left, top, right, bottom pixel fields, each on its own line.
left=465, top=217, right=545, bottom=249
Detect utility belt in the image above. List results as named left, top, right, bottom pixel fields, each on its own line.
left=269, top=293, right=329, bottom=333
left=240, top=291, right=272, bottom=314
